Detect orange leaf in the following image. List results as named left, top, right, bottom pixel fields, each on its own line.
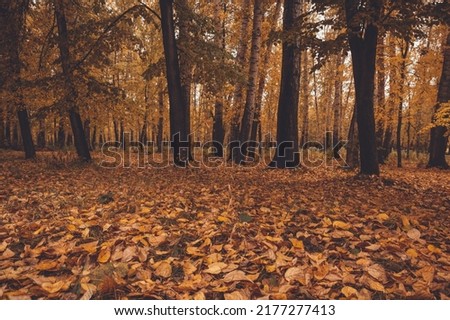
left=97, top=248, right=111, bottom=264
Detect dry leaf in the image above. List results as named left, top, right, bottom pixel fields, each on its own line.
left=97, top=248, right=111, bottom=264
left=204, top=262, right=228, bottom=275
left=223, top=270, right=251, bottom=283
left=407, top=228, right=421, bottom=240
left=41, top=281, right=66, bottom=294
left=155, top=261, right=172, bottom=278
left=285, top=267, right=303, bottom=282
left=341, top=286, right=358, bottom=298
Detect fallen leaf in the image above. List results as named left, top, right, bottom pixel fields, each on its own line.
left=407, top=228, right=421, bottom=240
left=341, top=286, right=358, bottom=298
left=98, top=248, right=111, bottom=264
left=223, top=270, right=252, bottom=283
left=285, top=267, right=303, bottom=282
left=155, top=261, right=172, bottom=278
left=41, top=281, right=66, bottom=294
left=333, top=221, right=352, bottom=230
left=204, top=262, right=228, bottom=275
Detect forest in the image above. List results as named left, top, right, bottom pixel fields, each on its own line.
left=0, top=0, right=449, bottom=300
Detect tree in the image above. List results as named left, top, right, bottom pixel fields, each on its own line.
left=236, top=0, right=264, bottom=164
left=269, top=0, right=302, bottom=169
left=159, top=0, right=189, bottom=166
left=344, top=0, right=382, bottom=175
left=1, top=0, right=36, bottom=159
left=54, top=0, right=91, bottom=162
left=428, top=31, right=450, bottom=169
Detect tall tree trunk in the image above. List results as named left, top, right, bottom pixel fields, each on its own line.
left=381, top=35, right=397, bottom=163
left=178, top=0, right=193, bottom=159
left=37, top=117, right=46, bottom=148
left=157, top=83, right=165, bottom=153
left=54, top=0, right=91, bottom=161
left=212, top=0, right=227, bottom=157
left=229, top=0, right=251, bottom=161
left=159, top=0, right=189, bottom=166
left=376, top=36, right=386, bottom=163
left=300, top=49, right=310, bottom=148
left=269, top=0, right=302, bottom=169
left=236, top=0, right=264, bottom=164
left=332, top=51, right=344, bottom=158
left=396, top=40, right=409, bottom=168
left=345, top=0, right=381, bottom=176
left=5, top=0, right=36, bottom=159
left=252, top=0, right=283, bottom=145
left=428, top=32, right=450, bottom=169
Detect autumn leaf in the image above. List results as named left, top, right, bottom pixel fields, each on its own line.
left=204, top=262, right=228, bottom=275
left=341, top=286, right=358, bottom=298
left=97, top=248, right=111, bottom=264
left=223, top=270, right=252, bottom=283
left=41, top=281, right=67, bottom=294
left=155, top=261, right=172, bottom=278
left=333, top=221, right=352, bottom=230
left=284, top=267, right=303, bottom=283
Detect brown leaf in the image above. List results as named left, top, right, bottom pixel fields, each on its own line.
left=284, top=267, right=303, bottom=283
left=223, top=270, right=252, bottom=283
left=98, top=248, right=111, bottom=264
left=341, top=286, right=358, bottom=298
left=407, top=228, right=421, bottom=240
left=155, top=261, right=172, bottom=278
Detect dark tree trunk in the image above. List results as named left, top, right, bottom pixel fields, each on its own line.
left=157, top=83, right=164, bottom=153
left=92, top=125, right=97, bottom=150
left=428, top=32, right=450, bottom=169
left=212, top=100, right=225, bottom=157
left=346, top=108, right=359, bottom=168
left=212, top=0, right=227, bottom=158
left=58, top=118, right=65, bottom=149
left=4, top=0, right=36, bottom=159
left=159, top=0, right=189, bottom=166
left=178, top=0, right=193, bottom=159
left=54, top=0, right=91, bottom=161
left=229, top=0, right=251, bottom=161
left=269, top=0, right=302, bottom=169
left=345, top=0, right=381, bottom=175
left=37, top=117, right=46, bottom=149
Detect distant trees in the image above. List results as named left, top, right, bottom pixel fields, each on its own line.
left=0, top=0, right=449, bottom=174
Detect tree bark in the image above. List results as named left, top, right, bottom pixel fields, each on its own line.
left=345, top=0, right=381, bottom=175
left=229, top=0, right=251, bottom=161
left=4, top=0, right=36, bottom=159
left=236, top=0, right=264, bottom=164
left=376, top=36, right=386, bottom=163
left=428, top=32, right=450, bottom=169
left=269, top=0, right=302, bottom=169
left=332, top=51, right=344, bottom=158
left=159, top=0, right=189, bottom=166
left=54, top=0, right=91, bottom=161
left=212, top=0, right=227, bottom=157
left=251, top=0, right=283, bottom=146
left=396, top=41, right=409, bottom=168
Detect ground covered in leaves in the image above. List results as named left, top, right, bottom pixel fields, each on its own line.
left=0, top=151, right=449, bottom=300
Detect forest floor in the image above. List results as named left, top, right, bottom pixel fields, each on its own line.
left=0, top=150, right=449, bottom=300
